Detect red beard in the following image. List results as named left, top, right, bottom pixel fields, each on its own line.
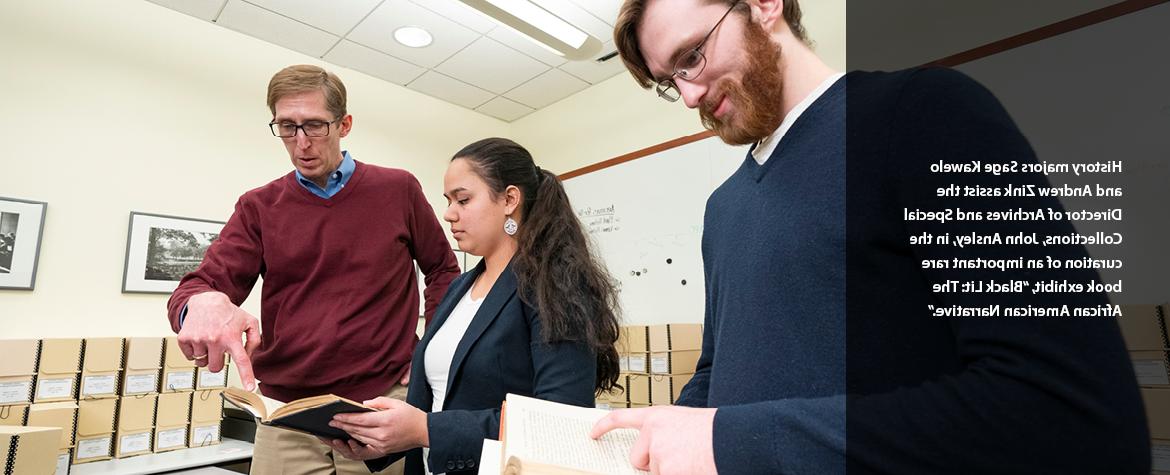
left=699, top=20, right=787, bottom=146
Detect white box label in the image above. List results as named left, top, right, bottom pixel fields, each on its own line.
left=156, top=427, right=187, bottom=449
left=55, top=452, right=70, bottom=475
left=124, top=373, right=157, bottom=394
left=0, top=380, right=31, bottom=404
left=81, top=374, right=117, bottom=397
left=199, top=368, right=227, bottom=388
left=1133, top=360, right=1170, bottom=385
left=1153, top=445, right=1170, bottom=472
left=120, top=432, right=150, bottom=454
left=37, top=377, right=73, bottom=399
left=192, top=424, right=220, bottom=445
left=650, top=356, right=669, bottom=374
left=619, top=356, right=630, bottom=372
left=166, top=370, right=194, bottom=391
left=629, top=356, right=647, bottom=373
left=76, top=437, right=111, bottom=459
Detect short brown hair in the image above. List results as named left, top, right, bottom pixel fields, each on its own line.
left=266, top=64, right=347, bottom=120
left=614, top=0, right=808, bottom=89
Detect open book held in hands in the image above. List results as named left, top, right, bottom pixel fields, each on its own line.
left=493, top=393, right=648, bottom=475
left=221, top=387, right=374, bottom=440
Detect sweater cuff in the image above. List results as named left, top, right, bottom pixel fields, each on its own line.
left=713, top=397, right=845, bottom=474
left=178, top=304, right=188, bottom=329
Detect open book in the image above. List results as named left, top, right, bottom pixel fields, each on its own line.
left=493, top=394, right=648, bottom=475
left=221, top=387, right=374, bottom=440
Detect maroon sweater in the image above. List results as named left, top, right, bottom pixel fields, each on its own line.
left=167, top=161, right=459, bottom=402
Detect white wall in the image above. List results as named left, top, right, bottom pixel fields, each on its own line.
left=0, top=0, right=507, bottom=338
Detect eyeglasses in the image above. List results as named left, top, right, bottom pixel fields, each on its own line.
left=656, top=1, right=740, bottom=102
left=269, top=118, right=341, bottom=138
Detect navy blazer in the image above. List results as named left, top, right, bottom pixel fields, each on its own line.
left=366, top=260, right=596, bottom=474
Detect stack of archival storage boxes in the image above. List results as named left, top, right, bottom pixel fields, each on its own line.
left=112, top=337, right=163, bottom=459
left=647, top=324, right=702, bottom=406
left=67, top=337, right=125, bottom=467
left=35, top=339, right=88, bottom=471
left=1117, top=304, right=1170, bottom=474
left=192, top=343, right=229, bottom=448
left=0, top=340, right=39, bottom=428
left=156, top=336, right=194, bottom=453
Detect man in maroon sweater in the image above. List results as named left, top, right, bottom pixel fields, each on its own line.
left=166, top=65, right=459, bottom=474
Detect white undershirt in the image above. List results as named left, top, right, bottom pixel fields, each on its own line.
left=425, top=287, right=485, bottom=413
left=752, top=72, right=846, bottom=164
left=423, top=287, right=484, bottom=474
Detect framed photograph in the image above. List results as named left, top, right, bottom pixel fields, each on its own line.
left=0, top=196, right=48, bottom=290
left=122, top=212, right=225, bottom=294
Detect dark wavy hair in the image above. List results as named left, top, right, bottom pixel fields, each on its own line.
left=452, top=138, right=621, bottom=394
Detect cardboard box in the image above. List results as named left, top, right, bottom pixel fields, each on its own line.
left=0, top=339, right=38, bottom=406
left=597, top=375, right=629, bottom=405
left=196, top=363, right=230, bottom=390
left=161, top=337, right=196, bottom=393
left=1132, top=350, right=1170, bottom=386
left=650, top=374, right=694, bottom=406
left=115, top=395, right=157, bottom=458
left=35, top=339, right=83, bottom=403
left=627, top=374, right=651, bottom=405
left=623, top=353, right=650, bottom=374
left=648, top=324, right=703, bottom=352
left=649, top=350, right=701, bottom=375
left=189, top=389, right=223, bottom=447
left=79, top=338, right=123, bottom=399
left=153, top=392, right=191, bottom=453
left=56, top=448, right=71, bottom=475
left=28, top=402, right=78, bottom=450
left=1117, top=304, right=1167, bottom=351
left=121, top=338, right=163, bottom=396
left=0, top=426, right=63, bottom=474
left=0, top=404, right=28, bottom=426
left=620, top=326, right=649, bottom=353
left=73, top=398, right=117, bottom=463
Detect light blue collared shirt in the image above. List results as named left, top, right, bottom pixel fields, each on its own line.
left=295, top=151, right=355, bottom=199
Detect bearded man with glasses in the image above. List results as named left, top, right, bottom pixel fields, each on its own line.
left=166, top=64, right=460, bottom=475
left=592, top=1, right=1149, bottom=474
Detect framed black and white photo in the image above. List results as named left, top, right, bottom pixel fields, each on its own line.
left=0, top=196, right=48, bottom=290
left=122, top=212, right=224, bottom=294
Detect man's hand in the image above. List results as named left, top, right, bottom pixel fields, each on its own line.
left=177, top=291, right=260, bottom=391
left=590, top=406, right=718, bottom=475
left=326, top=397, right=428, bottom=459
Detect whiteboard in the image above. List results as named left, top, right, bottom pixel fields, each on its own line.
left=563, top=136, right=747, bottom=325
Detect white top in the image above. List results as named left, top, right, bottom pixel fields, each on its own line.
left=423, top=286, right=485, bottom=474
left=425, top=286, right=485, bottom=413
left=752, top=72, right=846, bottom=164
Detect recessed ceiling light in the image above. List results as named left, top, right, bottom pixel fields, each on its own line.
left=394, top=26, right=433, bottom=48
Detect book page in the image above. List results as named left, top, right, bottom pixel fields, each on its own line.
left=222, top=387, right=284, bottom=421
left=504, top=394, right=647, bottom=475
left=479, top=438, right=503, bottom=475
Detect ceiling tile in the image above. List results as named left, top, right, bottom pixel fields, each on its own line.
left=436, top=37, right=550, bottom=94
left=145, top=0, right=226, bottom=21
left=504, top=68, right=588, bottom=109
left=568, top=0, right=622, bottom=26
left=325, top=41, right=426, bottom=86
left=558, top=40, right=626, bottom=84
left=531, top=0, right=615, bottom=42
left=347, top=0, right=481, bottom=69
left=476, top=97, right=535, bottom=122
left=245, top=0, right=380, bottom=36
left=407, top=71, right=495, bottom=109
left=488, top=26, right=567, bottom=67
left=409, top=0, right=499, bottom=34
left=216, top=0, right=339, bottom=58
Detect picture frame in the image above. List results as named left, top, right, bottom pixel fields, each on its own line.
left=0, top=196, right=48, bottom=290
left=122, top=212, right=225, bottom=294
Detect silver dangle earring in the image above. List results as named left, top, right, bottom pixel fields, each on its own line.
left=503, top=216, right=518, bottom=236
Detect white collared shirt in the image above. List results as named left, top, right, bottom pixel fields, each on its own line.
left=752, top=73, right=846, bottom=164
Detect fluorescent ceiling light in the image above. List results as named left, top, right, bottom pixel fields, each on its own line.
left=457, top=0, right=602, bottom=60
left=393, top=26, right=433, bottom=48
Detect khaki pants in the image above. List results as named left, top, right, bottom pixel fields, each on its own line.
left=250, top=384, right=409, bottom=475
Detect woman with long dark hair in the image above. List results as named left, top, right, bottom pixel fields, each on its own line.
left=324, top=138, right=621, bottom=474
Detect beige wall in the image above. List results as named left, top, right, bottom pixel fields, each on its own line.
left=0, top=0, right=844, bottom=339
left=0, top=0, right=507, bottom=338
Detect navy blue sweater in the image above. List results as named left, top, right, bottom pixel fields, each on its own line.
left=678, top=69, right=1148, bottom=474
